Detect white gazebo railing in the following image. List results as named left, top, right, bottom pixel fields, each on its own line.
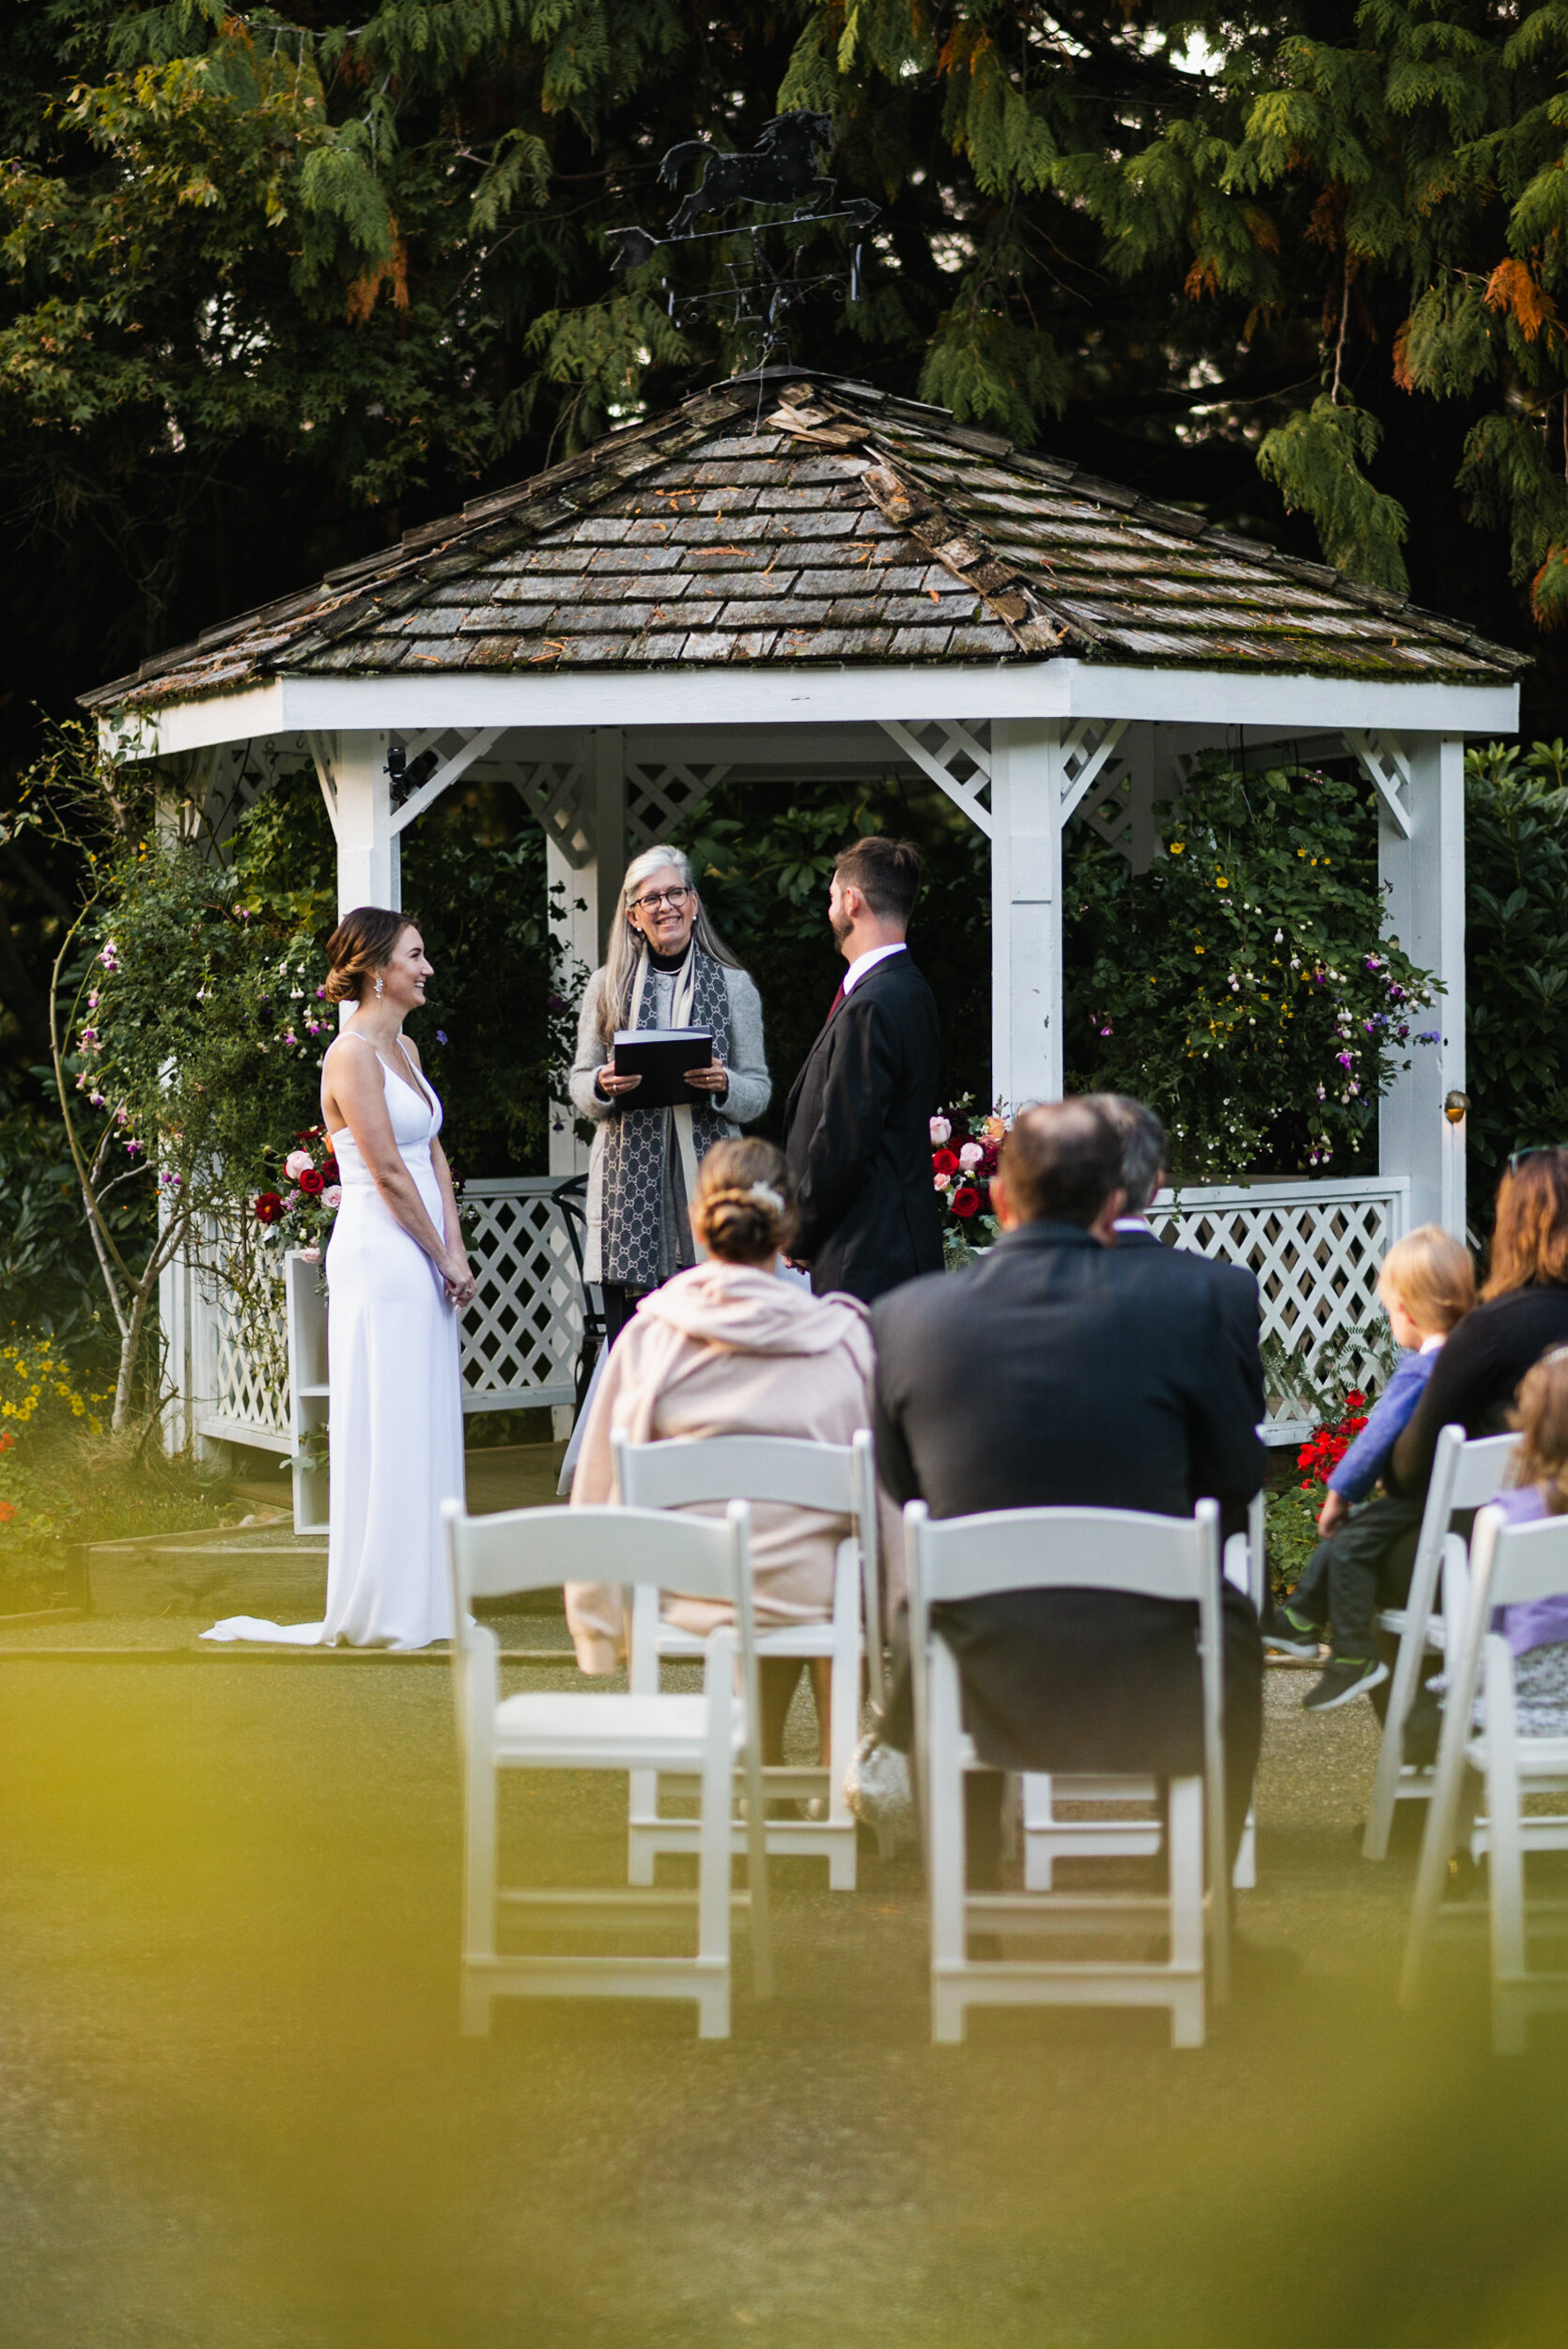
left=1149, top=1174, right=1408, bottom=1442
left=185, top=1177, right=588, bottom=1526
left=183, top=1169, right=1405, bottom=1532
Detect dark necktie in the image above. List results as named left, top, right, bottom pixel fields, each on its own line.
left=825, top=980, right=846, bottom=1023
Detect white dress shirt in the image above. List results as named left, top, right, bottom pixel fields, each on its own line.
left=840, top=941, right=908, bottom=998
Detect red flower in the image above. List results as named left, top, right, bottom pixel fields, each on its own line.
left=321, top=1155, right=339, bottom=1186
left=0, top=1431, right=13, bottom=1454
left=979, top=1140, right=1001, bottom=1174
left=0, top=1501, right=15, bottom=1524
left=951, top=1186, right=982, bottom=1219
left=298, top=1167, right=325, bottom=1197
left=255, top=1191, right=284, bottom=1226
left=932, top=1147, right=960, bottom=1176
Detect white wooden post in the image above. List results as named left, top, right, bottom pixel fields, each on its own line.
left=1378, top=732, right=1466, bottom=1237
left=318, top=731, right=396, bottom=915
left=990, top=719, right=1063, bottom=1109
left=590, top=729, right=626, bottom=964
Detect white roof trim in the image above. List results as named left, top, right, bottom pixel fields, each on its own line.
left=116, top=660, right=1519, bottom=759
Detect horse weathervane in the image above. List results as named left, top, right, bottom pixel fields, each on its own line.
left=607, top=111, right=879, bottom=369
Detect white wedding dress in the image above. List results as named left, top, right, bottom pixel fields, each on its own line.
left=203, top=1041, right=465, bottom=1650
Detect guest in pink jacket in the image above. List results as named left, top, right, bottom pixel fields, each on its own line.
left=567, top=1135, right=886, bottom=1766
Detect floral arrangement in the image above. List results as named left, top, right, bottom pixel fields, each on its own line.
left=254, top=1126, right=342, bottom=1260
left=931, top=1101, right=1011, bottom=1266
left=1296, top=1392, right=1370, bottom=1488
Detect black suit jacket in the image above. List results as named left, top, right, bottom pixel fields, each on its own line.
left=780, top=950, right=943, bottom=1305
left=873, top=1221, right=1265, bottom=1776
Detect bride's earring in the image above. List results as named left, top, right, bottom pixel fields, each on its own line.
left=374, top=972, right=384, bottom=1000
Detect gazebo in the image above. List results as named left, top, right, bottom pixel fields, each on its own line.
left=85, top=368, right=1523, bottom=1477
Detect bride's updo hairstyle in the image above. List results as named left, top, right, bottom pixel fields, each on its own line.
left=324, top=906, right=413, bottom=1005
left=691, top=1137, right=800, bottom=1265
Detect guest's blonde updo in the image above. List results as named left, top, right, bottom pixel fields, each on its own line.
left=691, top=1137, right=799, bottom=1265
left=323, top=906, right=415, bottom=1005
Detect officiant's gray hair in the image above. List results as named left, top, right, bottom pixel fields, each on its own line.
left=598, top=844, right=739, bottom=1043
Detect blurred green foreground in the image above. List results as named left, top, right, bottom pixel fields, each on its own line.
left=2, top=1646, right=1567, bottom=2349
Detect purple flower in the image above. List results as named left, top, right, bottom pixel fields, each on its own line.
left=1336, top=1051, right=1354, bottom=1068
left=1365, top=954, right=1383, bottom=971
left=546, top=993, right=567, bottom=1016
left=436, top=1030, right=448, bottom=1046
left=1417, top=1030, right=1440, bottom=1045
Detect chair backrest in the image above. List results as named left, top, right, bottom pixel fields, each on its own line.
left=907, top=1497, right=1229, bottom=2000
left=443, top=1498, right=750, bottom=1611
left=1473, top=1504, right=1568, bottom=1613
left=612, top=1428, right=862, bottom=1516
left=907, top=1501, right=1220, bottom=1610
left=1449, top=1432, right=1521, bottom=1512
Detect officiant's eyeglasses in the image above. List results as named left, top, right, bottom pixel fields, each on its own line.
left=629, top=886, right=691, bottom=912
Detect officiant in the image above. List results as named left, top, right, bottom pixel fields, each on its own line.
left=569, top=845, right=771, bottom=1343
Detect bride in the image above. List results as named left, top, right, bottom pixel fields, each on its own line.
left=204, top=908, right=473, bottom=1650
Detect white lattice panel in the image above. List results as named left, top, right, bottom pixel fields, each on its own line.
left=460, top=1179, right=584, bottom=1411
left=194, top=1239, right=292, bottom=1451
left=1147, top=1176, right=1409, bottom=1438
left=625, top=761, right=730, bottom=849
left=189, top=1179, right=587, bottom=1449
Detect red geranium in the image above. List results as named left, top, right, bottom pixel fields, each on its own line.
left=1296, top=1393, right=1371, bottom=1488
left=0, top=1431, right=13, bottom=1454
left=0, top=1501, right=16, bottom=1524
left=932, top=1147, right=960, bottom=1176
left=951, top=1186, right=982, bottom=1219
left=298, top=1167, right=325, bottom=1197
left=254, top=1190, right=284, bottom=1226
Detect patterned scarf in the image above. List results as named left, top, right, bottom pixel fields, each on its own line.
left=599, top=944, right=733, bottom=1288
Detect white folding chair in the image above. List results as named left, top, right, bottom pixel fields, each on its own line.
left=909, top=1500, right=1230, bottom=2049
left=613, top=1428, right=880, bottom=1891
left=1022, top=1492, right=1264, bottom=1894
left=1401, top=1505, right=1568, bottom=2051
left=1362, top=1429, right=1519, bottom=1860
left=443, top=1498, right=772, bottom=2041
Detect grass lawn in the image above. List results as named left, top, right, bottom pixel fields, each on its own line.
left=2, top=1643, right=1567, bottom=2348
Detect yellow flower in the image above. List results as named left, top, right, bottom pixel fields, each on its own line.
left=1194, top=945, right=1205, bottom=955
left=1215, top=875, right=1230, bottom=888
left=1169, top=842, right=1186, bottom=855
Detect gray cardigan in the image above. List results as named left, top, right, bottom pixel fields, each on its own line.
left=567, top=961, right=770, bottom=1286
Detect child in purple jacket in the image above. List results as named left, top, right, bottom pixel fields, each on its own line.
left=1265, top=1225, right=1476, bottom=1712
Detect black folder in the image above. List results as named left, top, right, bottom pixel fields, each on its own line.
left=611, top=1026, right=714, bottom=1109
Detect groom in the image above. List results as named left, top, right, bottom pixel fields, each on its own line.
left=781, top=836, right=943, bottom=1304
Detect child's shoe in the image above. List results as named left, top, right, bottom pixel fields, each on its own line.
left=1261, top=1601, right=1324, bottom=1658
left=1303, top=1656, right=1389, bottom=1713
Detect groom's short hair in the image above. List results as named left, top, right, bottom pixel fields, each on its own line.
left=833, top=836, right=923, bottom=926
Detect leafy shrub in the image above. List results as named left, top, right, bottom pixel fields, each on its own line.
left=1464, top=740, right=1568, bottom=1223
left=1063, top=756, right=1438, bottom=1182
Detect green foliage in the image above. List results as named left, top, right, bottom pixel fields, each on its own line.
left=1063, top=757, right=1437, bottom=1182
left=226, top=769, right=577, bottom=1175
left=1257, top=398, right=1410, bottom=595
left=669, top=771, right=991, bottom=1130
left=0, top=1091, right=110, bottom=1364
left=1464, top=738, right=1568, bottom=1211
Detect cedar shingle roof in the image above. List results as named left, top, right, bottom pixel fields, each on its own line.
left=84, top=373, right=1526, bottom=711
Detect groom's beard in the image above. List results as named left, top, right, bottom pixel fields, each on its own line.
left=829, top=907, right=852, bottom=951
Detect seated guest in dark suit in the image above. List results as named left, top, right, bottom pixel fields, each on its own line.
left=780, top=836, right=943, bottom=1304
left=873, top=1096, right=1265, bottom=1879
left=1096, top=1092, right=1265, bottom=1457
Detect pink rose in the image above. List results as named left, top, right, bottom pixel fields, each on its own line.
left=284, top=1149, right=314, bottom=1181
left=934, top=1171, right=952, bottom=1192
left=929, top=1115, right=952, bottom=1145
left=958, top=1141, right=983, bottom=1169
left=322, top=1185, right=342, bottom=1210
left=300, top=1246, right=321, bottom=1264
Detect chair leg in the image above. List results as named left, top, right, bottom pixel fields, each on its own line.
left=628, top=1766, right=659, bottom=1886
left=461, top=1750, right=498, bottom=2035
left=1232, top=1806, right=1257, bottom=1891
left=696, top=1657, right=735, bottom=2042
left=1168, top=1775, right=1206, bottom=2051
left=1485, top=1636, right=1529, bottom=2056
left=928, top=1640, right=969, bottom=2045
